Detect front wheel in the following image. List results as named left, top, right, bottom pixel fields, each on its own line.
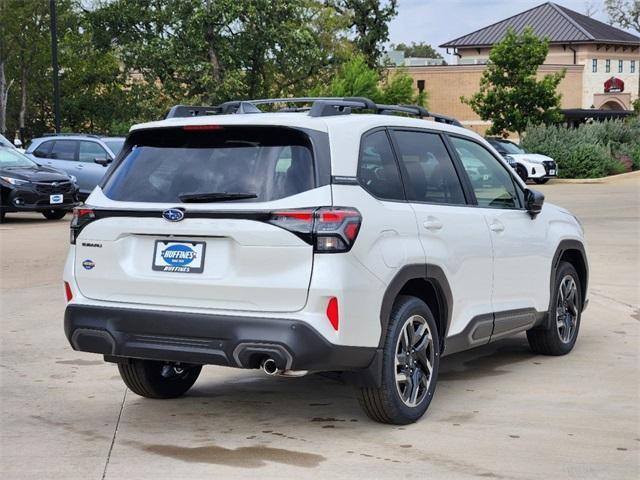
left=515, top=164, right=528, bottom=182
left=527, top=261, right=582, bottom=355
left=534, top=177, right=550, bottom=184
left=357, top=296, right=440, bottom=424
left=118, top=359, right=202, bottom=399
left=42, top=209, right=67, bottom=220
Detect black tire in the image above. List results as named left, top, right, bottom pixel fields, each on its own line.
left=515, top=164, right=528, bottom=182
left=357, top=295, right=440, bottom=424
left=42, top=209, right=67, bottom=220
left=534, top=177, right=550, bottom=184
left=0, top=211, right=4, bottom=223
left=117, top=359, right=202, bottom=399
left=527, top=261, right=582, bottom=356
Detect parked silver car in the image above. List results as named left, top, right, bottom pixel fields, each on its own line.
left=25, top=134, right=124, bottom=198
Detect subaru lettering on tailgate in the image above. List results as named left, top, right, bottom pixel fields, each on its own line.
left=152, top=241, right=206, bottom=273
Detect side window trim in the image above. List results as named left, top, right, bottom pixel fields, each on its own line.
left=387, top=126, right=473, bottom=207
left=356, top=126, right=408, bottom=202
left=445, top=133, right=525, bottom=210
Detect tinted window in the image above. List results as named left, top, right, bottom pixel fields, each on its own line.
left=79, top=141, right=109, bottom=162
left=103, top=127, right=315, bottom=203
left=450, top=137, right=521, bottom=209
left=103, top=139, right=124, bottom=155
left=33, top=140, right=54, bottom=158
left=392, top=130, right=465, bottom=205
left=50, top=140, right=77, bottom=161
left=358, top=130, right=404, bottom=200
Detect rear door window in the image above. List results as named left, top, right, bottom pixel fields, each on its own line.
left=50, top=140, right=77, bottom=161
left=391, top=130, right=466, bottom=205
left=102, top=126, right=316, bottom=203
left=357, top=130, right=405, bottom=201
left=33, top=140, right=54, bottom=158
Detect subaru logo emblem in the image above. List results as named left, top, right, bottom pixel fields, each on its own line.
left=163, top=208, right=185, bottom=222
left=52, top=182, right=59, bottom=187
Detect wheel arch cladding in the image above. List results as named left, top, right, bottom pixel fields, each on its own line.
left=550, top=240, right=589, bottom=315
left=379, top=264, right=452, bottom=350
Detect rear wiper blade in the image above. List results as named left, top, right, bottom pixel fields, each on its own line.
left=178, top=192, right=258, bottom=203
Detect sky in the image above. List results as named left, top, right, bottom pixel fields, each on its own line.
left=387, top=0, right=615, bottom=62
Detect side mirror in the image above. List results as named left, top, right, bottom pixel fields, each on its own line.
left=525, top=188, right=544, bottom=218
left=94, top=157, right=112, bottom=167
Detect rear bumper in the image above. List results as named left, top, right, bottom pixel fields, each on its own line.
left=64, top=304, right=377, bottom=372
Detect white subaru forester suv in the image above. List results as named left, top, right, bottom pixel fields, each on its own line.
left=63, top=98, right=588, bottom=424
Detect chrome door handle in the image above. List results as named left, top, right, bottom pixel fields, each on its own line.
left=423, top=218, right=443, bottom=231
left=489, top=221, right=505, bottom=233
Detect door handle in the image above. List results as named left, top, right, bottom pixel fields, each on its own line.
left=423, top=217, right=443, bottom=231
left=489, top=220, right=505, bottom=233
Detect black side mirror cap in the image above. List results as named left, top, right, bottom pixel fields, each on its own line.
left=525, top=188, right=544, bottom=218
left=94, top=158, right=112, bottom=166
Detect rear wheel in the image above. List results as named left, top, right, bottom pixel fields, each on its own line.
left=42, top=209, right=67, bottom=220
left=117, top=359, right=202, bottom=399
left=357, top=296, right=440, bottom=424
left=527, top=261, right=582, bottom=355
left=534, top=177, right=550, bottom=184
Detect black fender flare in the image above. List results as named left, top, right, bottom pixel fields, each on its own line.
left=378, top=264, right=453, bottom=349
left=545, top=239, right=589, bottom=328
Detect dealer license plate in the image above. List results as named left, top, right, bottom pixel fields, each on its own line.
left=152, top=240, right=206, bottom=273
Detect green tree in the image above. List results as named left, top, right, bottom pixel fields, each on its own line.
left=605, top=0, right=640, bottom=32
left=391, top=42, right=443, bottom=59
left=462, top=27, right=565, bottom=137
left=315, top=54, right=425, bottom=106
left=328, top=0, right=398, bottom=68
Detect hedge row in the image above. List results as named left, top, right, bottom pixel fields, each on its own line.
left=521, top=118, right=640, bottom=178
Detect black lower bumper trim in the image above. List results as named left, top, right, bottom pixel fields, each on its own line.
left=64, top=304, right=376, bottom=372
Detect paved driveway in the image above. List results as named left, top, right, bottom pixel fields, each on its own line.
left=1, top=176, right=638, bottom=479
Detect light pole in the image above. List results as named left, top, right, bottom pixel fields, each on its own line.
left=50, top=0, right=61, bottom=133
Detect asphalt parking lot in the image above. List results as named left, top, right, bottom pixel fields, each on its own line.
left=1, top=175, right=638, bottom=480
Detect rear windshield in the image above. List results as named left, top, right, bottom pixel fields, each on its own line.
left=102, top=126, right=315, bottom=203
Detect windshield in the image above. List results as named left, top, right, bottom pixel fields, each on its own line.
left=497, top=141, right=525, bottom=155
left=102, top=126, right=316, bottom=203
left=103, top=138, right=125, bottom=155
left=0, top=147, right=38, bottom=168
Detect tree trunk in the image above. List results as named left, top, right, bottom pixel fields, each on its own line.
left=19, top=67, right=27, bottom=140
left=0, top=60, right=10, bottom=135
left=205, top=0, right=222, bottom=86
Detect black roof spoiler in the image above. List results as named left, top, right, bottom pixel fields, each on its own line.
left=165, top=97, right=463, bottom=127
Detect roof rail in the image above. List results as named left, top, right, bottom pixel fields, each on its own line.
left=41, top=132, right=102, bottom=138
left=165, top=97, right=464, bottom=127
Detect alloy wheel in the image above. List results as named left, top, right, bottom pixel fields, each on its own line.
left=394, top=315, right=435, bottom=407
left=556, top=275, right=579, bottom=343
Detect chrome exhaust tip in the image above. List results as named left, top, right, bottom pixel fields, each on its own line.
left=261, top=358, right=279, bottom=376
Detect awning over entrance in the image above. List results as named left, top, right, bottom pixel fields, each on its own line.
left=561, top=109, right=634, bottom=127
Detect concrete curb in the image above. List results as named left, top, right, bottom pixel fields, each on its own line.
left=549, top=170, right=640, bottom=184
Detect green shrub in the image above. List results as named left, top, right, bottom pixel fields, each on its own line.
left=521, top=119, right=636, bottom=178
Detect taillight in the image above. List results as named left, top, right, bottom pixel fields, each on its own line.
left=64, top=281, right=73, bottom=302
left=70, top=207, right=96, bottom=244
left=267, top=207, right=361, bottom=253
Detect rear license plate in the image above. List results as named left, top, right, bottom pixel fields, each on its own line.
left=50, top=194, right=63, bottom=204
left=152, top=240, right=206, bottom=273
left=549, top=169, right=556, bottom=175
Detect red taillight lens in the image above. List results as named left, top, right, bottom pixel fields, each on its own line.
left=267, top=207, right=361, bottom=253
left=326, top=297, right=339, bottom=331
left=64, top=281, right=73, bottom=302
left=70, top=207, right=95, bottom=244
left=314, top=207, right=361, bottom=253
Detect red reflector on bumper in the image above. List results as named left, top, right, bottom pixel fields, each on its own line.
left=64, top=282, right=73, bottom=302
left=326, top=297, right=339, bottom=331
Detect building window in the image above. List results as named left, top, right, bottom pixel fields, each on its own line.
left=619, top=60, right=624, bottom=73
left=632, top=61, right=636, bottom=74
left=606, top=59, right=611, bottom=73
left=592, top=59, right=597, bottom=73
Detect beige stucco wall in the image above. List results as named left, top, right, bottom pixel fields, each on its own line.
left=393, top=64, right=583, bottom=135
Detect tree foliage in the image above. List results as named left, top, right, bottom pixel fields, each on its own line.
left=605, top=0, right=640, bottom=32
left=390, top=42, right=443, bottom=59
left=462, top=28, right=565, bottom=136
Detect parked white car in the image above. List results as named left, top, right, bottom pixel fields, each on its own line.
left=487, top=138, right=557, bottom=184
left=63, top=98, right=588, bottom=424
